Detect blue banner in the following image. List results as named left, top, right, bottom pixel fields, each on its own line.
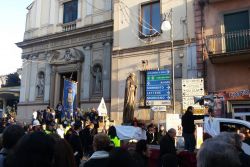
left=63, top=79, right=77, bottom=120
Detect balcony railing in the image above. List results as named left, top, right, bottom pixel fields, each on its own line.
left=206, top=29, right=250, bottom=55
left=62, top=21, right=76, bottom=32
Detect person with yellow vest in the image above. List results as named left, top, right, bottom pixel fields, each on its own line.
left=108, top=126, right=121, bottom=147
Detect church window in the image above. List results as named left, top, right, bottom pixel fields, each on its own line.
left=63, top=0, right=78, bottom=23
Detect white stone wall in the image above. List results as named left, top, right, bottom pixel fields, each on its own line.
left=113, top=0, right=195, bottom=50
left=111, top=0, right=196, bottom=123
left=24, top=0, right=113, bottom=40
left=111, top=47, right=189, bottom=123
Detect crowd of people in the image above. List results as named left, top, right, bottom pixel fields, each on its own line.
left=0, top=105, right=249, bottom=167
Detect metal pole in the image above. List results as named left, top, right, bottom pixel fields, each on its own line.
left=170, top=9, right=175, bottom=114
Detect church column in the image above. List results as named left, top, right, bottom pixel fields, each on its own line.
left=29, top=55, right=38, bottom=102
left=103, top=41, right=111, bottom=99
left=81, top=45, right=92, bottom=101
left=20, top=59, right=28, bottom=102
left=49, top=66, right=56, bottom=108
left=54, top=72, right=61, bottom=108
left=44, top=63, right=51, bottom=103
left=76, top=62, right=82, bottom=106
left=25, top=58, right=32, bottom=102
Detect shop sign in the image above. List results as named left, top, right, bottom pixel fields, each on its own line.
left=226, top=89, right=250, bottom=100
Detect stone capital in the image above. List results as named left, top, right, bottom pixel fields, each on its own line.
left=83, top=45, right=92, bottom=50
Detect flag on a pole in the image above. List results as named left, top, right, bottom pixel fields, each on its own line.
left=97, top=97, right=107, bottom=116
left=63, top=79, right=77, bottom=119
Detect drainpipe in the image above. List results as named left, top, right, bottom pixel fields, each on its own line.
left=198, top=0, right=206, bottom=78
left=185, top=0, right=189, bottom=42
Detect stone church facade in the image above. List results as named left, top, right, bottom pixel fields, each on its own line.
left=16, top=0, right=112, bottom=122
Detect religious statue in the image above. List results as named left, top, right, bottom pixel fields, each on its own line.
left=64, top=49, right=73, bottom=61
left=123, top=73, right=137, bottom=124
left=36, top=72, right=45, bottom=97
left=91, top=66, right=102, bottom=93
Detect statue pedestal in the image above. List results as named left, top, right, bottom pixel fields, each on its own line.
left=90, top=94, right=102, bottom=103
left=36, top=96, right=43, bottom=102
left=91, top=93, right=102, bottom=99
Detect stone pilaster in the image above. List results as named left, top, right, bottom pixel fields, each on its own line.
left=102, top=41, right=111, bottom=99
left=49, top=66, right=56, bottom=107
left=44, top=63, right=51, bottom=102
left=20, top=61, right=28, bottom=102
left=25, top=59, right=32, bottom=102
left=29, top=56, right=38, bottom=102
left=81, top=45, right=92, bottom=101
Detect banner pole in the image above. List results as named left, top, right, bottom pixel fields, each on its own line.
left=103, top=116, right=105, bottom=129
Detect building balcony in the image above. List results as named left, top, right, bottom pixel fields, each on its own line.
left=62, top=21, right=76, bottom=32
left=206, top=29, right=250, bottom=63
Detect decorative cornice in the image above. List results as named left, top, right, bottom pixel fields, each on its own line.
left=80, top=99, right=111, bottom=103
left=112, top=38, right=195, bottom=56
left=16, top=20, right=113, bottom=48
left=17, top=102, right=49, bottom=107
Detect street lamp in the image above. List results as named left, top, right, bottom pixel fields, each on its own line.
left=161, top=8, right=175, bottom=113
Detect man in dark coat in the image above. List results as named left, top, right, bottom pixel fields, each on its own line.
left=0, top=125, right=25, bottom=166
left=65, top=121, right=83, bottom=167
left=160, top=128, right=178, bottom=167
left=182, top=106, right=204, bottom=152
left=160, top=128, right=177, bottom=156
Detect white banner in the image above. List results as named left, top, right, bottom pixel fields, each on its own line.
left=97, top=97, right=107, bottom=116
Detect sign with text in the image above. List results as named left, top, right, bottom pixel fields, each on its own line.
left=182, top=78, right=204, bottom=111
left=151, top=106, right=167, bottom=112
left=182, top=78, right=204, bottom=96
left=182, top=96, right=203, bottom=110
left=146, top=70, right=171, bottom=106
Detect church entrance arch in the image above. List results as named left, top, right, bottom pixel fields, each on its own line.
left=50, top=62, right=82, bottom=109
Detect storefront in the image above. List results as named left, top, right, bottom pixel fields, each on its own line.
left=213, top=89, right=250, bottom=121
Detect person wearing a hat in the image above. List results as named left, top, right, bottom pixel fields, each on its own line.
left=32, top=119, right=42, bottom=132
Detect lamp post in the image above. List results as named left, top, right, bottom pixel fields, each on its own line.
left=161, top=9, right=175, bottom=113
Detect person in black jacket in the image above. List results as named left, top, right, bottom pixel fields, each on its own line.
left=130, top=140, right=149, bottom=167
left=146, top=124, right=157, bottom=145
left=181, top=106, right=204, bottom=152
left=65, top=121, right=83, bottom=167
left=79, top=125, right=93, bottom=156
left=0, top=125, right=25, bottom=167
left=160, top=128, right=178, bottom=167
left=83, top=133, right=111, bottom=167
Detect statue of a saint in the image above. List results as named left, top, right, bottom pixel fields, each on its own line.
left=91, top=66, right=102, bottom=93
left=123, top=73, right=137, bottom=124
left=36, top=72, right=45, bottom=97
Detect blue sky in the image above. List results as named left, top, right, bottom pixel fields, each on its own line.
left=0, top=0, right=33, bottom=75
